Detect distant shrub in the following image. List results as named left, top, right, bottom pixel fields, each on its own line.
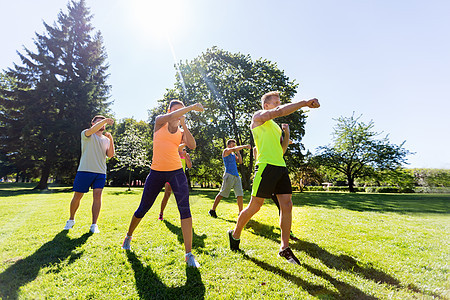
left=415, top=187, right=450, bottom=193
left=376, top=187, right=399, bottom=193
left=303, top=186, right=326, bottom=191
left=363, top=186, right=414, bottom=193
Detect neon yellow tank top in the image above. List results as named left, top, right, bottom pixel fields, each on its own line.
left=252, top=119, right=286, bottom=167
left=181, top=157, right=186, bottom=172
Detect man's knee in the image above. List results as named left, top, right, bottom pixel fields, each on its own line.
left=279, top=199, right=293, bottom=212
left=249, top=197, right=264, bottom=210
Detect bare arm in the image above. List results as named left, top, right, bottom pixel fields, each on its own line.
left=185, top=153, right=192, bottom=169
left=180, top=116, right=196, bottom=150
left=104, top=132, right=115, bottom=158
left=235, top=150, right=243, bottom=164
left=251, top=98, right=319, bottom=129
left=223, top=144, right=252, bottom=157
left=280, top=124, right=290, bottom=154
left=85, top=118, right=114, bottom=137
left=154, top=103, right=204, bottom=131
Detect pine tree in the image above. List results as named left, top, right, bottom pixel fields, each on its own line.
left=0, top=0, right=111, bottom=189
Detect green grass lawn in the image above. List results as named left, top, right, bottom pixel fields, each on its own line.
left=0, top=183, right=449, bottom=299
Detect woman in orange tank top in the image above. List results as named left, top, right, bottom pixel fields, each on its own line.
left=122, top=100, right=204, bottom=268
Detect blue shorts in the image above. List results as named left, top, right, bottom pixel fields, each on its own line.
left=73, top=171, right=106, bottom=193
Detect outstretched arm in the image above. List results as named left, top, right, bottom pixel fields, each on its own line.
left=252, top=98, right=319, bottom=128
left=85, top=118, right=114, bottom=137
left=223, top=144, right=252, bottom=157
left=155, top=103, right=204, bottom=130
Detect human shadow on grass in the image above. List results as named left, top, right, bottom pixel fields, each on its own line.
left=163, top=220, right=207, bottom=254
left=126, top=251, right=205, bottom=300
left=241, top=253, right=376, bottom=300
left=244, top=219, right=399, bottom=285
left=244, top=219, right=440, bottom=298
left=0, top=230, right=92, bottom=300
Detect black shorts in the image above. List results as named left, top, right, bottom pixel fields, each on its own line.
left=252, top=163, right=292, bottom=198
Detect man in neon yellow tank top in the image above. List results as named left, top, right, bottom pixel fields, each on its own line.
left=228, top=91, right=320, bottom=264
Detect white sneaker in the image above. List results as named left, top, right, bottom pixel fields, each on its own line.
left=63, top=220, right=75, bottom=230
left=90, top=224, right=100, bottom=233
left=122, top=235, right=132, bottom=250
left=185, top=252, right=200, bottom=268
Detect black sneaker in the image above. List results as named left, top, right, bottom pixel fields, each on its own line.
left=289, top=231, right=299, bottom=241
left=227, top=229, right=240, bottom=251
left=279, top=247, right=300, bottom=265
left=208, top=209, right=218, bottom=218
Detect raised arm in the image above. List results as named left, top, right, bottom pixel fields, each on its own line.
left=252, top=99, right=319, bottom=128
left=280, top=124, right=290, bottom=154
left=104, top=132, right=115, bottom=158
left=185, top=152, right=192, bottom=169
left=223, top=144, right=251, bottom=157
left=155, top=103, right=204, bottom=130
left=85, top=118, right=114, bottom=137
left=180, top=116, right=196, bottom=150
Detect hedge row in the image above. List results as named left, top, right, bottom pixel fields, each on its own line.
left=299, top=186, right=445, bottom=193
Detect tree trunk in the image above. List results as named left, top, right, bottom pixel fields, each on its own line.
left=34, top=163, right=51, bottom=190
left=127, top=168, right=132, bottom=191
left=347, top=176, right=355, bottom=193
left=240, top=164, right=251, bottom=191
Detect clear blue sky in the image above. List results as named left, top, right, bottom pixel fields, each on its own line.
left=2, top=0, right=449, bottom=169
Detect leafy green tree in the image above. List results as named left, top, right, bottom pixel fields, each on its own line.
left=290, top=153, right=324, bottom=192
left=314, top=113, right=411, bottom=192
left=0, top=0, right=110, bottom=189
left=409, top=168, right=450, bottom=188
left=107, top=118, right=151, bottom=187
left=149, top=47, right=304, bottom=189
left=358, top=168, right=416, bottom=192
left=113, top=124, right=150, bottom=190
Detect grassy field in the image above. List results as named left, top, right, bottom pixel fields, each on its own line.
left=0, top=183, right=448, bottom=299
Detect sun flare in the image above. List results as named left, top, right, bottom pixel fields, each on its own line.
left=129, top=0, right=185, bottom=39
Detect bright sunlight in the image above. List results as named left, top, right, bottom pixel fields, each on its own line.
left=128, top=0, right=186, bottom=40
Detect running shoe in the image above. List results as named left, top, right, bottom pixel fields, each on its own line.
left=158, top=213, right=164, bottom=221
left=208, top=210, right=217, bottom=218
left=90, top=224, right=100, bottom=233
left=289, top=231, right=299, bottom=241
left=122, top=235, right=132, bottom=250
left=185, top=252, right=200, bottom=268
left=227, top=229, right=240, bottom=251
left=63, top=220, right=75, bottom=230
left=278, top=247, right=300, bottom=265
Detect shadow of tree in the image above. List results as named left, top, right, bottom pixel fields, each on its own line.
left=241, top=253, right=377, bottom=299
left=106, top=190, right=141, bottom=196
left=163, top=220, right=207, bottom=253
left=0, top=230, right=92, bottom=300
left=126, top=251, right=205, bottom=300
left=0, top=187, right=73, bottom=197
left=293, top=192, right=450, bottom=214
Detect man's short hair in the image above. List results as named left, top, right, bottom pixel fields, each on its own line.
left=227, top=139, right=236, bottom=146
left=168, top=99, right=184, bottom=111
left=261, top=91, right=280, bottom=109
left=91, top=115, right=106, bottom=124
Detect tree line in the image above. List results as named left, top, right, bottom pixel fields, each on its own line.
left=2, top=0, right=437, bottom=193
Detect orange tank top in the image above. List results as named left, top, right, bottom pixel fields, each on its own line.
left=151, top=123, right=183, bottom=171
